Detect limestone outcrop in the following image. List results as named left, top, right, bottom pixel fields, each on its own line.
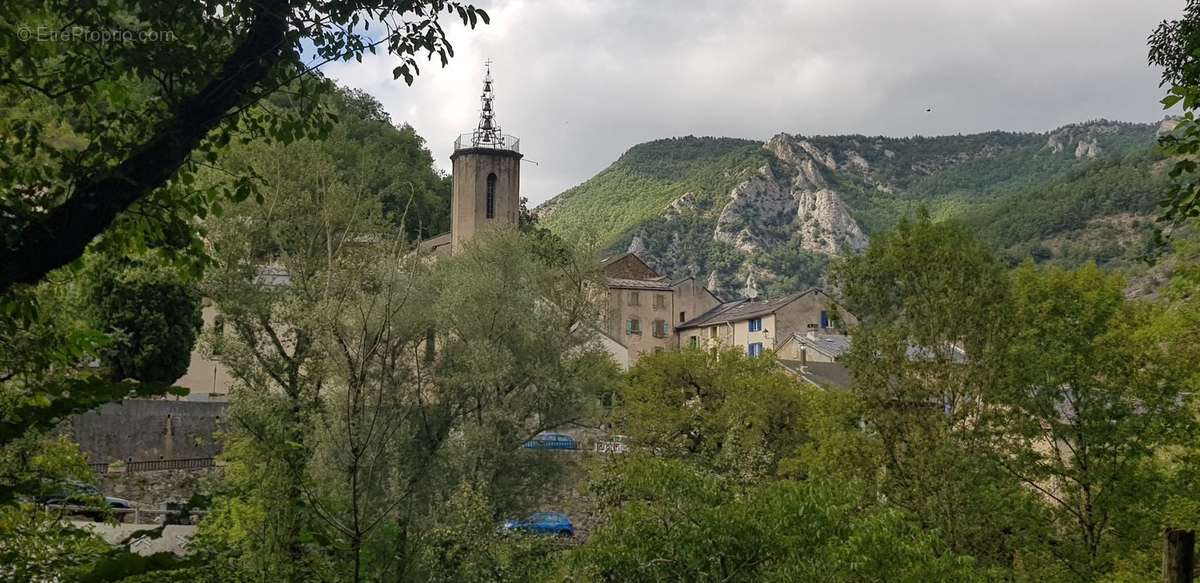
left=713, top=135, right=868, bottom=256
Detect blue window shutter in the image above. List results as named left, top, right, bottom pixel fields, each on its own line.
left=820, top=310, right=829, bottom=328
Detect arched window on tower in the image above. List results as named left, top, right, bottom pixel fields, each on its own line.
left=485, top=173, right=497, bottom=219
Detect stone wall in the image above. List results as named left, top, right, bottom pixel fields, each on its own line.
left=69, top=398, right=228, bottom=462
left=99, top=467, right=221, bottom=509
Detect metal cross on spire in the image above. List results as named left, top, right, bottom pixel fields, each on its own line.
left=473, top=60, right=502, bottom=146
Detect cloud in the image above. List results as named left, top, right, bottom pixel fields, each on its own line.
left=324, top=0, right=1178, bottom=205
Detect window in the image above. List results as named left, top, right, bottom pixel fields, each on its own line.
left=709, top=327, right=718, bottom=339
left=628, top=291, right=640, bottom=306
left=485, top=173, right=497, bottom=219
left=748, top=342, right=764, bottom=358
left=748, top=317, right=762, bottom=332
left=652, top=319, right=669, bottom=338
left=820, top=310, right=829, bottom=329
left=653, top=294, right=666, bottom=309
left=688, top=336, right=698, bottom=349
left=626, top=318, right=641, bottom=335
left=679, top=311, right=686, bottom=323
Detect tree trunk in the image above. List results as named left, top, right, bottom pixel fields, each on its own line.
left=1165, top=529, right=1195, bottom=583
left=0, top=0, right=290, bottom=295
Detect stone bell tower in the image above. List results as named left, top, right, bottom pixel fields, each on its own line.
left=450, top=62, right=522, bottom=254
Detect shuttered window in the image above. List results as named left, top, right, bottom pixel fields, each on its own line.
left=626, top=318, right=641, bottom=335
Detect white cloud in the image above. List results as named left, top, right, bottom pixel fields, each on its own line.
left=324, top=0, right=1179, bottom=205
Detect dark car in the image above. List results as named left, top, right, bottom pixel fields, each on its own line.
left=38, top=482, right=133, bottom=521
left=502, top=511, right=574, bottom=537
left=522, top=432, right=576, bottom=450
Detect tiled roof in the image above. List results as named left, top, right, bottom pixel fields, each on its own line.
left=784, top=333, right=968, bottom=363
left=675, top=299, right=749, bottom=329
left=606, top=277, right=673, bottom=291
left=787, top=333, right=852, bottom=359
left=677, top=290, right=820, bottom=329
left=599, top=252, right=635, bottom=265
left=788, top=362, right=854, bottom=390
left=417, top=231, right=451, bottom=251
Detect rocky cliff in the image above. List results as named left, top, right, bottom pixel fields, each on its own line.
left=539, top=120, right=1170, bottom=298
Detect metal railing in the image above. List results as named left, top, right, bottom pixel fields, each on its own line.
left=453, top=133, right=520, bottom=154
left=89, top=457, right=217, bottom=474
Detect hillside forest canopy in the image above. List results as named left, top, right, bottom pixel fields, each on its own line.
left=3, top=1, right=1200, bottom=582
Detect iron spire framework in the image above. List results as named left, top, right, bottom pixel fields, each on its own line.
left=473, top=61, right=502, bottom=146
left=453, top=61, right=520, bottom=153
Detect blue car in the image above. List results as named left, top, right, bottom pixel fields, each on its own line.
left=502, top=511, right=574, bottom=537
left=522, top=432, right=576, bottom=450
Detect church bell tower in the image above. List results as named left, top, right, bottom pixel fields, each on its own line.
left=450, top=62, right=522, bottom=254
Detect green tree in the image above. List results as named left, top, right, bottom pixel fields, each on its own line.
left=572, top=457, right=993, bottom=582
left=409, top=482, right=557, bottom=583
left=1149, top=2, right=1200, bottom=237
left=198, top=129, right=617, bottom=580
left=81, top=254, right=202, bottom=383
left=0, top=0, right=489, bottom=295
left=618, top=348, right=832, bottom=481
left=983, top=264, right=1199, bottom=580
left=832, top=214, right=1041, bottom=569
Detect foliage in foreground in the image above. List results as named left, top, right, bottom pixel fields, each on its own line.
left=196, top=191, right=618, bottom=582
left=571, top=457, right=990, bottom=582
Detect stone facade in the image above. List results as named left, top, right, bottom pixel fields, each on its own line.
left=600, top=253, right=722, bottom=367
left=449, top=147, right=522, bottom=254
left=605, top=283, right=676, bottom=360
left=99, top=467, right=221, bottom=510
left=677, top=289, right=855, bottom=357
left=69, top=399, right=227, bottom=462
left=173, top=306, right=234, bottom=399
left=595, top=253, right=855, bottom=367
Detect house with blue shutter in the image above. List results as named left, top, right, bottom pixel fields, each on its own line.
left=675, top=289, right=855, bottom=359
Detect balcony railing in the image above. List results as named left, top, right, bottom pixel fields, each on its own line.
left=453, top=133, right=520, bottom=154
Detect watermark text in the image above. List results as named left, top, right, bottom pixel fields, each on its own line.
left=17, top=26, right=176, bottom=44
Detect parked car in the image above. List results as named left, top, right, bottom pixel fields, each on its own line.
left=523, top=432, right=576, bottom=450
left=38, top=482, right=133, bottom=521
left=502, top=511, right=574, bottom=537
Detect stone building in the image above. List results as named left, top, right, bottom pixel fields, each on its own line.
left=173, top=306, right=234, bottom=399
left=599, top=253, right=723, bottom=366
left=175, top=63, right=858, bottom=389
left=675, top=288, right=855, bottom=358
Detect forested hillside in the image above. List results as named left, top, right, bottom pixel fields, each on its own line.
left=538, top=120, right=1170, bottom=297
left=239, top=84, right=452, bottom=242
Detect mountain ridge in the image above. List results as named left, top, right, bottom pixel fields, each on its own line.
left=538, top=119, right=1172, bottom=298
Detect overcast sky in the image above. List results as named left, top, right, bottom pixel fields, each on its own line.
left=324, top=0, right=1181, bottom=205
